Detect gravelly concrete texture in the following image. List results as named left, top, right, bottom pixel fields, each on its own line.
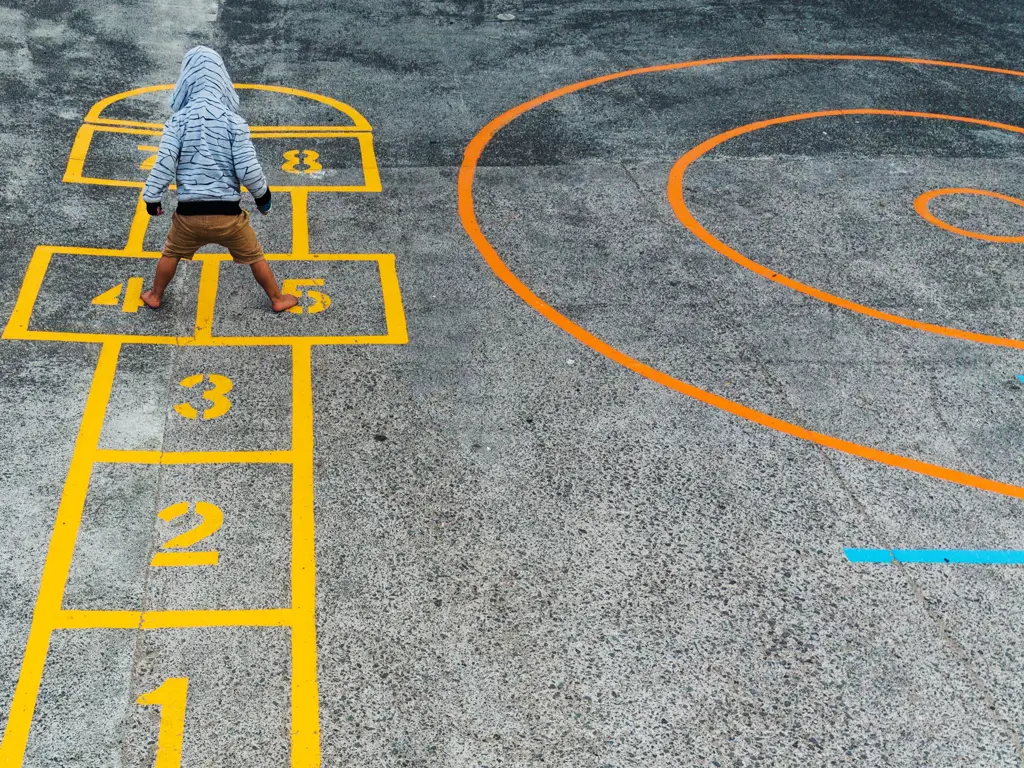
left=3, top=1, right=1024, bottom=766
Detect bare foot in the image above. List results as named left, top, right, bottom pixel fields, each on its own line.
left=141, top=290, right=161, bottom=309
left=272, top=293, right=299, bottom=313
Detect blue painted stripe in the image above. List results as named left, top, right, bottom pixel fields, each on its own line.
left=844, top=547, right=1024, bottom=564
left=1017, top=374, right=1024, bottom=385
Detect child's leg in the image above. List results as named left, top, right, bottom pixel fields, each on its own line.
left=217, top=211, right=298, bottom=312
left=250, top=260, right=299, bottom=313
left=141, top=256, right=180, bottom=309
left=143, top=213, right=200, bottom=309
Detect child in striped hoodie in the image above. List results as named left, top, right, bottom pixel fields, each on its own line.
left=140, top=46, right=297, bottom=313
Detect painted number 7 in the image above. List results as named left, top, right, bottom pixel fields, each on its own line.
left=283, top=279, right=332, bottom=314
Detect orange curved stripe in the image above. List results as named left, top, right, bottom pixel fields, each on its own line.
left=458, top=54, right=1024, bottom=500
left=668, top=109, right=1024, bottom=349
left=915, top=187, right=1024, bottom=243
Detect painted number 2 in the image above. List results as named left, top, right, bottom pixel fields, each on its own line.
left=150, top=501, right=224, bottom=567
left=282, top=149, right=322, bottom=174
left=173, top=374, right=233, bottom=420
left=282, top=278, right=332, bottom=315
left=137, top=678, right=188, bottom=768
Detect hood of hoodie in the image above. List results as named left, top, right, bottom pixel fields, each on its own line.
left=170, top=46, right=240, bottom=113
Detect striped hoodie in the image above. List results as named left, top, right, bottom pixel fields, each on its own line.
left=142, top=46, right=270, bottom=212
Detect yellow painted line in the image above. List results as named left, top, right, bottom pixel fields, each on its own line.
left=9, top=330, right=183, bottom=345
left=251, top=127, right=369, bottom=135
left=52, top=609, right=293, bottom=629
left=193, top=258, right=221, bottom=342
left=125, top=192, right=151, bottom=253
left=2, top=248, right=51, bottom=340
left=66, top=176, right=146, bottom=189
left=141, top=609, right=293, bottom=629
left=357, top=132, right=383, bottom=193
left=269, top=184, right=380, bottom=193
left=150, top=551, right=219, bottom=567
left=378, top=254, right=409, bottom=344
left=292, top=190, right=310, bottom=256
left=63, top=124, right=96, bottom=184
left=201, top=335, right=404, bottom=346
left=290, top=343, right=322, bottom=766
left=80, top=124, right=161, bottom=137
left=84, top=83, right=372, bottom=131
left=4, top=247, right=405, bottom=346
left=95, top=449, right=293, bottom=465
left=265, top=252, right=390, bottom=262
left=250, top=131, right=369, bottom=138
left=8, top=330, right=404, bottom=347
left=47, top=246, right=160, bottom=257
left=0, top=343, right=120, bottom=765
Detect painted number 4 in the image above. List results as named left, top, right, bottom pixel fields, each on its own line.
left=283, top=278, right=331, bottom=315
left=93, top=277, right=145, bottom=313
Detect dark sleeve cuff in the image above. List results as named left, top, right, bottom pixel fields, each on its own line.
left=254, top=190, right=272, bottom=208
left=145, top=201, right=162, bottom=216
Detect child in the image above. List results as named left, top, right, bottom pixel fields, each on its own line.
left=140, top=46, right=297, bottom=313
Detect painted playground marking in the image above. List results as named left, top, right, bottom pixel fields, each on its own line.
left=458, top=54, right=1024, bottom=503
left=0, top=85, right=406, bottom=767
left=669, top=109, right=1024, bottom=350
left=845, top=548, right=1024, bottom=565
left=915, top=187, right=1024, bottom=243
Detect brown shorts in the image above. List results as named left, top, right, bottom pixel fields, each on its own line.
left=162, top=211, right=265, bottom=265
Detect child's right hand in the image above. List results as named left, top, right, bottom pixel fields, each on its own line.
left=146, top=201, right=164, bottom=216
left=255, top=190, right=272, bottom=215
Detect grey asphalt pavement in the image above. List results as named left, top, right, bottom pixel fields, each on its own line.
left=3, top=1, right=1024, bottom=766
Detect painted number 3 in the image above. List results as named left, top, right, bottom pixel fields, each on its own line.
left=173, top=374, right=233, bottom=420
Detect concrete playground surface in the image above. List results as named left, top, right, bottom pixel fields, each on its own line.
left=3, top=1, right=1024, bottom=766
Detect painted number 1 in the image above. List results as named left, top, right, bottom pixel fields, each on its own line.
left=173, top=374, right=233, bottom=420
left=137, top=677, right=188, bottom=768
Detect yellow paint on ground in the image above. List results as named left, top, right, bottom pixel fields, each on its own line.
left=94, top=449, right=293, bottom=465
left=53, top=608, right=294, bottom=630
left=150, top=550, right=219, bottom=567
left=3, top=82, right=406, bottom=767
left=290, top=343, right=322, bottom=766
left=137, top=678, right=188, bottom=768
left=0, top=342, right=121, bottom=764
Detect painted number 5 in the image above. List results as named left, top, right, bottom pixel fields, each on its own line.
left=173, top=374, right=233, bottom=420
left=282, top=278, right=332, bottom=315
